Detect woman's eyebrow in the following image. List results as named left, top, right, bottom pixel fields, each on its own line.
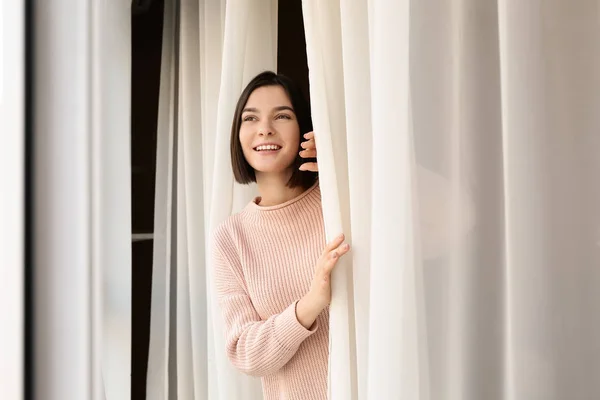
left=273, top=106, right=294, bottom=113
left=242, top=106, right=295, bottom=113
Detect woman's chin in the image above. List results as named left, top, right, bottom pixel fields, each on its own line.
left=250, top=159, right=295, bottom=174
left=253, top=166, right=288, bottom=175
left=252, top=163, right=295, bottom=177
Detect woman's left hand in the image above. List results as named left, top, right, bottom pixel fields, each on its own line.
left=299, top=131, right=318, bottom=172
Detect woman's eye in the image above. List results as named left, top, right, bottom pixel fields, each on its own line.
left=243, top=115, right=257, bottom=122
left=275, top=114, right=292, bottom=120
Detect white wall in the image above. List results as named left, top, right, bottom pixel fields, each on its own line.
left=0, top=1, right=25, bottom=399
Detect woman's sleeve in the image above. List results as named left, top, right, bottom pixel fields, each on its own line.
left=212, top=238, right=319, bottom=377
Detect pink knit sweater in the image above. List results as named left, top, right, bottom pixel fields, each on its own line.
left=212, top=182, right=328, bottom=400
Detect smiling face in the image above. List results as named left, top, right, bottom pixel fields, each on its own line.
left=230, top=72, right=317, bottom=189
left=238, top=85, right=301, bottom=178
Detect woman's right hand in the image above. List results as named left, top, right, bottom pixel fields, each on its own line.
left=296, top=234, right=351, bottom=329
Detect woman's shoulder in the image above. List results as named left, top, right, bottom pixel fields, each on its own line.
left=211, top=218, right=241, bottom=276
left=210, top=215, right=249, bottom=286
left=211, top=210, right=255, bottom=256
left=212, top=214, right=240, bottom=247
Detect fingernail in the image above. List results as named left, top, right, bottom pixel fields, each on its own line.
left=338, top=233, right=344, bottom=240
left=344, top=244, right=350, bottom=250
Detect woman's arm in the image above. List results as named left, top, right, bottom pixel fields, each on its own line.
left=212, top=224, right=350, bottom=377
left=295, top=292, right=322, bottom=329
left=213, top=244, right=318, bottom=377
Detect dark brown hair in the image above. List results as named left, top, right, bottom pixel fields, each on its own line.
left=230, top=71, right=318, bottom=190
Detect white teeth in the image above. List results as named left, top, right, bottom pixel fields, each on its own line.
left=255, top=145, right=281, bottom=151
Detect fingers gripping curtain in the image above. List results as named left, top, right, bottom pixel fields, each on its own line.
left=303, top=0, right=600, bottom=399
left=147, top=0, right=277, bottom=399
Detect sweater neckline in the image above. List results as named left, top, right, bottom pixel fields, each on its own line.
left=247, top=180, right=319, bottom=212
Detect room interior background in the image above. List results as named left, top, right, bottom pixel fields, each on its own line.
left=5, top=0, right=598, bottom=399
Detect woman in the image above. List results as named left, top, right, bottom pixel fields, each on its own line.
left=212, top=71, right=350, bottom=400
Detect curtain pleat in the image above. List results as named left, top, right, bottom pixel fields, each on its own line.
left=337, top=1, right=373, bottom=398
left=149, top=1, right=277, bottom=399
left=99, top=1, right=133, bottom=399
left=497, top=1, right=600, bottom=399
left=178, top=1, right=204, bottom=399
left=147, top=0, right=177, bottom=397
left=367, top=1, right=428, bottom=398
left=301, top=1, right=357, bottom=399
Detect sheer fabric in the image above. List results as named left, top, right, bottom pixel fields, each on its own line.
left=149, top=0, right=600, bottom=399
left=27, top=1, right=132, bottom=399
left=303, top=1, right=600, bottom=399
left=148, top=1, right=275, bottom=398
left=99, top=2, right=133, bottom=398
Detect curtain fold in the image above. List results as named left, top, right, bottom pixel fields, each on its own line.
left=149, top=0, right=600, bottom=399
left=336, top=1, right=373, bottom=398
left=31, top=1, right=132, bottom=399
left=301, top=2, right=357, bottom=399
left=302, top=0, right=600, bottom=399
left=149, top=1, right=277, bottom=399
left=497, top=1, right=600, bottom=398
left=98, top=1, right=133, bottom=399
left=366, top=0, right=424, bottom=398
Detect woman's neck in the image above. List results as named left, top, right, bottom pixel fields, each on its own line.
left=255, top=171, right=305, bottom=207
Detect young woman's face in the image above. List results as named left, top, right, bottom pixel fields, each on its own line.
left=239, top=85, right=300, bottom=177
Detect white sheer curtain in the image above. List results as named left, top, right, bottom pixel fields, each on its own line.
left=98, top=2, right=133, bottom=399
left=148, top=0, right=275, bottom=398
left=303, top=0, right=600, bottom=399
left=149, top=0, right=600, bottom=399
left=31, top=1, right=132, bottom=400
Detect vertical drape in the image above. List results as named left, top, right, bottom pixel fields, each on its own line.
left=31, top=1, right=132, bottom=399
left=33, top=1, right=95, bottom=396
left=98, top=2, right=133, bottom=399
left=147, top=0, right=176, bottom=396
left=302, top=0, right=430, bottom=398
left=496, top=1, right=600, bottom=399
left=148, top=0, right=277, bottom=398
left=302, top=0, right=600, bottom=399
left=301, top=2, right=357, bottom=399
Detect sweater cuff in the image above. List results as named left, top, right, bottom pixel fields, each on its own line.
left=274, top=300, right=319, bottom=350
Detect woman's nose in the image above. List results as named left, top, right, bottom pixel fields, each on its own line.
left=258, top=126, right=273, bottom=136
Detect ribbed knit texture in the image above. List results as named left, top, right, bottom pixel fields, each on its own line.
left=212, top=182, right=328, bottom=400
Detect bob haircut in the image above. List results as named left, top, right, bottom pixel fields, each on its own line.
left=230, top=71, right=318, bottom=190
